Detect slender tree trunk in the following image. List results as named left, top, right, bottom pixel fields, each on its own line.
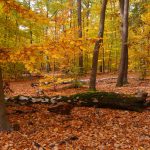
left=4, top=16, right=8, bottom=46
left=28, top=0, right=33, bottom=44
left=0, top=67, right=11, bottom=131
left=69, top=0, right=73, bottom=28
left=116, top=0, right=129, bottom=86
left=89, top=0, right=108, bottom=90
left=86, top=0, right=90, bottom=37
left=54, top=13, right=57, bottom=40
left=15, top=19, right=19, bottom=45
left=45, top=0, right=51, bottom=73
left=30, top=26, right=33, bottom=44
left=77, top=0, right=84, bottom=74
left=108, top=41, right=112, bottom=72
left=113, top=1, right=118, bottom=71
left=84, top=0, right=90, bottom=72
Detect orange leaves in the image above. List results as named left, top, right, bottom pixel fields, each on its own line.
left=0, top=47, right=16, bottom=63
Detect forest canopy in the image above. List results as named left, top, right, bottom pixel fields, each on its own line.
left=0, top=0, right=149, bottom=81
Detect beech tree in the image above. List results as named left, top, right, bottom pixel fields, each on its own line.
left=116, top=0, right=129, bottom=87
left=89, top=0, right=108, bottom=90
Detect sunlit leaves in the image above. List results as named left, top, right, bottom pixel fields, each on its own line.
left=0, top=0, right=50, bottom=25
left=0, top=0, right=149, bottom=77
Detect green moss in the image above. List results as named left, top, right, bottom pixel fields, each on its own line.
left=69, top=91, right=142, bottom=104
left=70, top=91, right=122, bottom=100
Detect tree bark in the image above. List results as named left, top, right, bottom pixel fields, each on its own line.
left=89, top=0, right=108, bottom=90
left=0, top=67, right=11, bottom=131
left=85, top=0, right=90, bottom=36
left=119, top=0, right=124, bottom=19
left=116, top=0, right=129, bottom=86
left=45, top=0, right=51, bottom=73
left=28, top=0, right=33, bottom=44
left=69, top=0, right=73, bottom=28
left=119, top=0, right=128, bottom=84
left=77, top=0, right=84, bottom=74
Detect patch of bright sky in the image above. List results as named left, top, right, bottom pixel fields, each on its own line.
left=17, top=0, right=36, bottom=11
left=19, top=25, right=29, bottom=31
left=17, top=0, right=38, bottom=30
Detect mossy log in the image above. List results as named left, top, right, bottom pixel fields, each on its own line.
left=69, top=92, right=148, bottom=112
left=6, top=91, right=149, bottom=112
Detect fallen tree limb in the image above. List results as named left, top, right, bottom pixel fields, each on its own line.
left=6, top=91, right=150, bottom=112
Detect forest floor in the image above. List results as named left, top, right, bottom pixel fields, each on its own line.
left=0, top=73, right=150, bottom=150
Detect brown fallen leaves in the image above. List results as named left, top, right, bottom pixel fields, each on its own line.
left=0, top=105, right=150, bottom=149
left=1, top=74, right=150, bottom=149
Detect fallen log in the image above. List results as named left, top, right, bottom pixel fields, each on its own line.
left=69, top=91, right=148, bottom=112
left=6, top=95, right=68, bottom=105
left=5, top=91, right=149, bottom=112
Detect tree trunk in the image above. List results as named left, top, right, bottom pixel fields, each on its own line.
left=84, top=0, right=90, bottom=72
left=28, top=0, right=33, bottom=44
left=102, top=46, right=105, bottom=73
left=0, top=67, right=11, bottom=131
left=119, top=0, right=128, bottom=84
left=85, top=0, right=90, bottom=37
left=89, top=0, right=108, bottom=90
left=69, top=0, right=73, bottom=28
left=77, top=0, right=84, bottom=74
left=45, top=0, right=51, bottom=73
left=116, top=0, right=129, bottom=87
left=119, top=0, right=124, bottom=19
left=123, top=52, right=128, bottom=84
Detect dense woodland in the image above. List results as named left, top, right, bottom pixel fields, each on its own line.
left=0, top=0, right=150, bottom=149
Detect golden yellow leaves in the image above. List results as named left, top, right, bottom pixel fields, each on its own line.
left=70, top=41, right=75, bottom=45
left=79, top=46, right=86, bottom=51
left=0, top=0, right=50, bottom=25
left=0, top=35, right=92, bottom=73
left=30, top=57, right=36, bottom=63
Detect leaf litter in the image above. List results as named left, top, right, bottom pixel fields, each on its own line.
left=1, top=74, right=150, bottom=150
